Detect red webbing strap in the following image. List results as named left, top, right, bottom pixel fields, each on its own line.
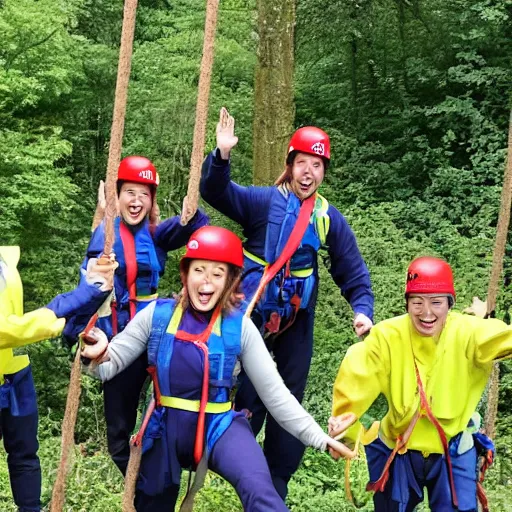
left=476, top=448, right=493, bottom=512
left=413, top=363, right=459, bottom=509
left=366, top=410, right=421, bottom=493
left=111, top=301, right=119, bottom=336
left=245, top=193, right=316, bottom=318
left=131, top=397, right=156, bottom=447
left=175, top=305, right=222, bottom=465
left=147, top=366, right=162, bottom=406
left=367, top=364, right=458, bottom=510
left=119, top=221, right=138, bottom=320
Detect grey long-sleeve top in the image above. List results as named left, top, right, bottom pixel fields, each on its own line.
left=94, top=301, right=330, bottom=451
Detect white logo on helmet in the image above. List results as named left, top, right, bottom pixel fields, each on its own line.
left=139, top=169, right=154, bottom=181
left=188, top=240, right=199, bottom=250
left=311, top=142, right=325, bottom=155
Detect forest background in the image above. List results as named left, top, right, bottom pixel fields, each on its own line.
left=1, top=0, right=511, bottom=510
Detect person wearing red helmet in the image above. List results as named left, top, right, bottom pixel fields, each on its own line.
left=81, top=226, right=355, bottom=511
left=116, top=156, right=159, bottom=227
left=199, top=108, right=374, bottom=499
left=329, top=256, right=512, bottom=512
left=64, top=155, right=208, bottom=475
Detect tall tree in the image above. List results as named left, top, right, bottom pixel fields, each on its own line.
left=252, top=0, right=295, bottom=185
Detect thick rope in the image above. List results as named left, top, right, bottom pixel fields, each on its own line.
left=50, top=1, right=139, bottom=510
left=104, top=0, right=139, bottom=252
left=484, top=109, right=512, bottom=438
left=180, top=0, right=220, bottom=225
left=122, top=443, right=142, bottom=512
left=50, top=350, right=82, bottom=512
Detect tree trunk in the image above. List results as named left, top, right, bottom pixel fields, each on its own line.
left=252, top=0, right=295, bottom=185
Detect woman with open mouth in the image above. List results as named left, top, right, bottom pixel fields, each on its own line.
left=63, top=155, right=208, bottom=476
left=329, top=256, right=512, bottom=512
left=81, top=225, right=355, bottom=511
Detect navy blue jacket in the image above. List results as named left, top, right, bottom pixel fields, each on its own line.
left=200, top=150, right=373, bottom=319
left=63, top=211, right=208, bottom=343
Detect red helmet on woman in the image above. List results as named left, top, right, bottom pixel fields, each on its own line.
left=286, top=126, right=331, bottom=166
left=182, top=226, right=244, bottom=269
left=117, top=156, right=159, bottom=188
left=405, top=256, right=455, bottom=298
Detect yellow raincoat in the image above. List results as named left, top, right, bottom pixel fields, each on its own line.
left=0, top=246, right=65, bottom=383
left=332, top=311, right=512, bottom=454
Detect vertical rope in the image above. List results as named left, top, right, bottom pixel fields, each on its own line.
left=122, top=443, right=142, bottom=512
left=50, top=2, right=139, bottom=510
left=180, top=0, right=220, bottom=225
left=50, top=350, right=83, bottom=511
left=104, top=0, right=139, bottom=253
left=484, top=110, right=512, bottom=438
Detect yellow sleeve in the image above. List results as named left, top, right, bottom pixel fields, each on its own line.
left=332, top=330, right=388, bottom=441
left=473, top=316, right=512, bottom=364
left=0, top=308, right=65, bottom=349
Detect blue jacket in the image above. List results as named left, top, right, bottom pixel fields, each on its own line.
left=200, top=150, right=374, bottom=320
left=63, top=211, right=208, bottom=343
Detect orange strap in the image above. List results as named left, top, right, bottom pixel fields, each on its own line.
left=245, top=193, right=316, bottom=317
left=119, top=221, right=138, bottom=320
left=367, top=363, right=459, bottom=510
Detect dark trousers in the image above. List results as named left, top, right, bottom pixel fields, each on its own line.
left=1, top=367, right=41, bottom=512
left=135, top=415, right=289, bottom=511
left=103, top=351, right=149, bottom=475
left=234, top=308, right=315, bottom=500
left=367, top=438, right=478, bottom=512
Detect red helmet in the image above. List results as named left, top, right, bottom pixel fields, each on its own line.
left=405, top=256, right=455, bottom=298
left=182, top=226, right=243, bottom=268
left=286, top=126, right=331, bottom=165
left=117, top=156, right=159, bottom=188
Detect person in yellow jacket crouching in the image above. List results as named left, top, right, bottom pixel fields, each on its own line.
left=328, top=256, right=511, bottom=512
left=0, top=246, right=114, bottom=512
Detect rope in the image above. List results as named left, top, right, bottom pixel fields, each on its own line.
left=484, top=109, right=512, bottom=438
left=49, top=350, right=83, bottom=511
left=50, top=1, right=139, bottom=509
left=122, top=443, right=142, bottom=512
left=104, top=0, right=139, bottom=252
left=181, top=0, right=220, bottom=225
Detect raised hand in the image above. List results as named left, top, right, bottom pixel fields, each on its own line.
left=85, top=254, right=118, bottom=292
left=180, top=195, right=196, bottom=226
left=463, top=296, right=488, bottom=318
left=216, top=107, right=239, bottom=160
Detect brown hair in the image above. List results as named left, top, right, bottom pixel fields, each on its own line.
left=274, top=163, right=293, bottom=186
left=179, top=259, right=243, bottom=315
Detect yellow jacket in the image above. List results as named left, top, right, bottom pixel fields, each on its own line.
left=332, top=311, right=512, bottom=454
left=0, top=247, right=65, bottom=381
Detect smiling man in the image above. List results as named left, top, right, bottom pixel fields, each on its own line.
left=329, top=256, right=512, bottom=512
left=200, top=108, right=374, bottom=500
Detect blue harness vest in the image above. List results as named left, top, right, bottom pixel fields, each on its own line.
left=145, top=299, right=242, bottom=454
left=242, top=188, right=330, bottom=328
left=112, top=217, right=164, bottom=303
left=94, top=218, right=165, bottom=338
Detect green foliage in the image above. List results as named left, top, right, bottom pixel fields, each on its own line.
left=0, top=0, right=511, bottom=509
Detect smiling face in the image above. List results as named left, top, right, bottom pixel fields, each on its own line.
left=118, top=182, right=153, bottom=226
left=186, top=259, right=229, bottom=312
left=407, top=294, right=450, bottom=337
left=288, top=153, right=325, bottom=200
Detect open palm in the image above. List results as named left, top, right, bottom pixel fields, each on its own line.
left=216, top=107, right=239, bottom=159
